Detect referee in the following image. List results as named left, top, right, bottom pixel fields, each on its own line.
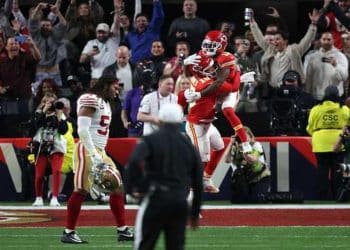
left=125, top=103, right=203, bottom=250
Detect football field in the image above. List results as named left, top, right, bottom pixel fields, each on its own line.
left=1, top=204, right=350, bottom=249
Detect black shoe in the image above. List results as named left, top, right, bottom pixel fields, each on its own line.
left=61, top=230, right=88, bottom=244
left=117, top=227, right=134, bottom=242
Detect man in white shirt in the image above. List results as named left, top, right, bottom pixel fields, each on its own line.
left=137, top=75, right=178, bottom=135
left=80, top=18, right=120, bottom=86
left=305, top=31, right=348, bottom=101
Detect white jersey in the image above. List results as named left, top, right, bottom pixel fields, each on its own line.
left=77, top=93, right=112, bottom=150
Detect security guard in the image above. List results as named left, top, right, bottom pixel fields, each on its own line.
left=307, top=85, right=350, bottom=200
left=125, top=103, right=203, bottom=250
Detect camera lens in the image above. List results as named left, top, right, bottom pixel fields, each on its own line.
left=54, top=101, right=64, bottom=110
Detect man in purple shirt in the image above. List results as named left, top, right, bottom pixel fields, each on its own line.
left=123, top=0, right=164, bottom=65
left=121, top=86, right=144, bottom=137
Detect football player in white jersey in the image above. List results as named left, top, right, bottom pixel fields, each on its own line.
left=61, top=76, right=134, bottom=244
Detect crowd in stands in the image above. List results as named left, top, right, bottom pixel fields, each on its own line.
left=0, top=0, right=350, bottom=139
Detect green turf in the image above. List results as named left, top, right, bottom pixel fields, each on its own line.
left=0, top=226, right=349, bottom=249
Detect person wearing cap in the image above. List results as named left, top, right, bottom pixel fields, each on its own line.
left=125, top=102, right=203, bottom=250
left=305, top=31, right=348, bottom=102
left=307, top=85, right=350, bottom=200
left=271, top=70, right=315, bottom=135
left=80, top=1, right=123, bottom=85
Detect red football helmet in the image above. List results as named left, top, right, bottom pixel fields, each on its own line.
left=188, top=52, right=218, bottom=78
left=201, top=30, right=228, bottom=56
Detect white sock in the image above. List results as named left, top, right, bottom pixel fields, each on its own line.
left=64, top=229, right=74, bottom=233
left=117, top=226, right=127, bottom=231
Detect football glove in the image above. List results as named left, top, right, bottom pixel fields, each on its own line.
left=240, top=71, right=256, bottom=83
left=91, top=153, right=103, bottom=173
left=183, top=54, right=201, bottom=66
left=184, top=89, right=201, bottom=103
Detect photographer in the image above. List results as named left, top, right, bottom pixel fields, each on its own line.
left=227, top=126, right=271, bottom=203
left=31, top=93, right=68, bottom=207
left=270, top=70, right=314, bottom=135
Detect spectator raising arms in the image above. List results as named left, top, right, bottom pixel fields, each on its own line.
left=124, top=0, right=164, bottom=65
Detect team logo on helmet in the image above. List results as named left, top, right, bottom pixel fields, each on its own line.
left=92, top=163, right=122, bottom=193
left=201, top=30, right=228, bottom=56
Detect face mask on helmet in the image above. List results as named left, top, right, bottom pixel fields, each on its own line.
left=91, top=163, right=122, bottom=194
left=188, top=54, right=218, bottom=78
left=201, top=30, right=228, bottom=56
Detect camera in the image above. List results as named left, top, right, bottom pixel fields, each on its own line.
left=321, top=57, right=329, bottom=63
left=48, top=101, right=64, bottom=112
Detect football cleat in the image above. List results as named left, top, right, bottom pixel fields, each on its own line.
left=32, top=197, right=44, bottom=207
left=50, top=197, right=61, bottom=207
left=203, top=177, right=219, bottom=193
left=117, top=227, right=134, bottom=242
left=61, top=230, right=87, bottom=244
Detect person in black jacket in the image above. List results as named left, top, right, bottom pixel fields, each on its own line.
left=125, top=103, right=203, bottom=250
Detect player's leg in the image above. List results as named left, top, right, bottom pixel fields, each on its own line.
left=203, top=125, right=225, bottom=193
left=61, top=142, right=88, bottom=244
left=222, top=92, right=252, bottom=153
left=103, top=155, right=134, bottom=242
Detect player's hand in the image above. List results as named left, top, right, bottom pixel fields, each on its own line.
left=91, top=153, right=103, bottom=173
left=184, top=89, right=201, bottom=103
left=183, top=53, right=201, bottom=66
left=240, top=71, right=256, bottom=83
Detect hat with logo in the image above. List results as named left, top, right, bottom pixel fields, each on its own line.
left=67, top=75, right=79, bottom=83
left=96, top=23, right=110, bottom=32
left=283, top=71, right=298, bottom=81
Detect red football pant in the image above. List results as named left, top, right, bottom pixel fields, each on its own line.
left=34, top=153, right=63, bottom=197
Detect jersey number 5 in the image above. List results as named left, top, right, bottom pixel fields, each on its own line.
left=98, top=115, right=110, bottom=135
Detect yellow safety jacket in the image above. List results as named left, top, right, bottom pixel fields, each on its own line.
left=306, top=101, right=350, bottom=152
left=61, top=121, right=74, bottom=173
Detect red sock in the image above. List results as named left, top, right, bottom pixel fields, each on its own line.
left=66, top=192, right=86, bottom=230
left=204, top=148, right=226, bottom=177
left=222, top=108, right=248, bottom=143
left=109, top=193, right=126, bottom=227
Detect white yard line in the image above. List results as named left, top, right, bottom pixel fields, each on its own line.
left=1, top=204, right=350, bottom=210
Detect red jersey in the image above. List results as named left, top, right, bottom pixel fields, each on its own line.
left=179, top=77, right=217, bottom=124
left=215, top=51, right=241, bottom=92
left=326, top=12, right=347, bottom=49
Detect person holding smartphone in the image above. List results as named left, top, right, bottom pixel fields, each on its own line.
left=305, top=31, right=348, bottom=102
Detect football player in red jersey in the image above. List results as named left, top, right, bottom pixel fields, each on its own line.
left=179, top=55, right=231, bottom=192
left=183, top=32, right=253, bottom=191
